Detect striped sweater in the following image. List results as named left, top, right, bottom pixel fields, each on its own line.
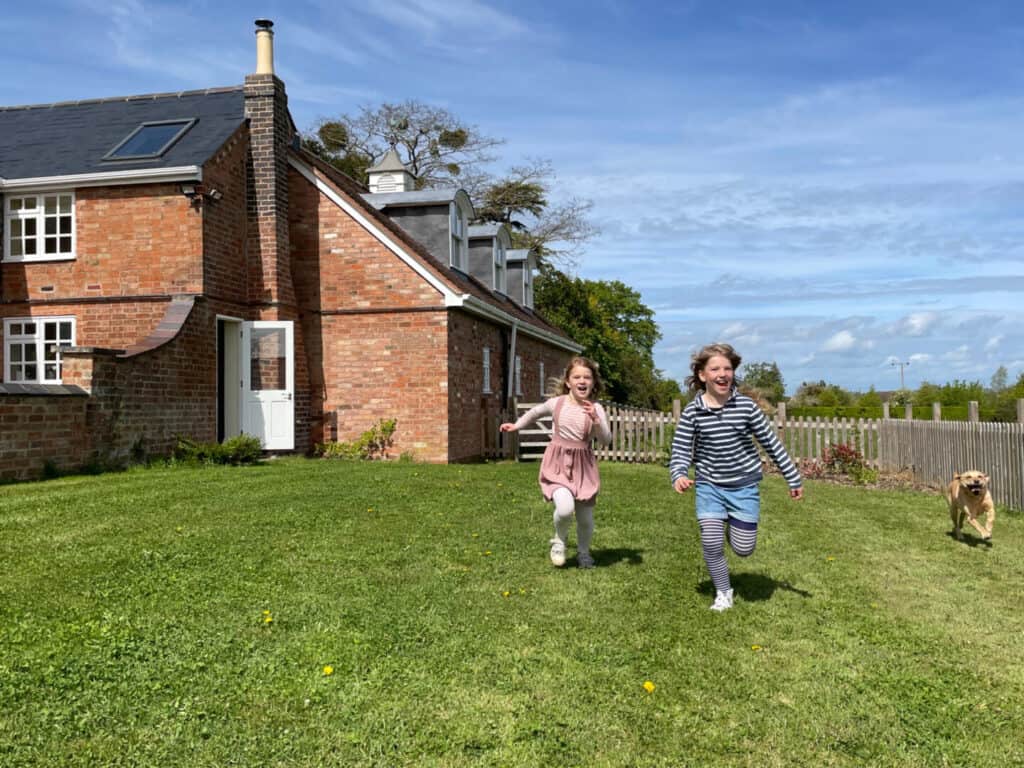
left=668, top=389, right=802, bottom=490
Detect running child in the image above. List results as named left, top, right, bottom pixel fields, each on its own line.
left=501, top=356, right=612, bottom=568
left=669, top=343, right=803, bottom=611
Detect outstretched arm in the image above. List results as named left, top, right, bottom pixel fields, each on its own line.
left=500, top=399, right=554, bottom=433
left=668, top=408, right=695, bottom=492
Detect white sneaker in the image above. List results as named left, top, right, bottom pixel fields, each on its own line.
left=549, top=538, right=566, bottom=567
left=710, top=588, right=734, bottom=612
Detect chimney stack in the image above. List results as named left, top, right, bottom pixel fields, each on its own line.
left=244, top=18, right=295, bottom=311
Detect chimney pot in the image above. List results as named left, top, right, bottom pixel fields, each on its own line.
left=255, top=18, right=275, bottom=75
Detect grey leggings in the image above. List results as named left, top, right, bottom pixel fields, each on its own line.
left=699, top=517, right=758, bottom=593
left=552, top=486, right=595, bottom=554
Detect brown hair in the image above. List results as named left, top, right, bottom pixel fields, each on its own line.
left=685, top=343, right=741, bottom=393
left=551, top=355, right=603, bottom=399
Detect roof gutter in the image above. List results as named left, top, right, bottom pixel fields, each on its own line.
left=0, top=165, right=202, bottom=192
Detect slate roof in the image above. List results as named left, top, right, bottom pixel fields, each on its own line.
left=468, top=223, right=504, bottom=239
left=297, top=149, right=576, bottom=349
left=0, top=87, right=246, bottom=181
left=363, top=188, right=469, bottom=210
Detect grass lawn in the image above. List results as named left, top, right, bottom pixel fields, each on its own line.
left=1, top=459, right=1022, bottom=767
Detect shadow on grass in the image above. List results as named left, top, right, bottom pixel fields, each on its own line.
left=946, top=530, right=994, bottom=549
left=697, top=572, right=813, bottom=602
left=581, top=548, right=644, bottom=568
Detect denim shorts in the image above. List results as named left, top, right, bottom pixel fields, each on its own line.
left=695, top=481, right=761, bottom=524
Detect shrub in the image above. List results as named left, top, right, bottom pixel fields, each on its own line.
left=317, top=419, right=396, bottom=461
left=172, top=434, right=263, bottom=466
left=821, top=442, right=878, bottom=485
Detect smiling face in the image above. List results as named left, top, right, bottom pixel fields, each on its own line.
left=566, top=364, right=595, bottom=402
left=698, top=354, right=734, bottom=399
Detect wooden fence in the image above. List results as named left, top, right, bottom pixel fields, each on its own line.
left=511, top=401, right=674, bottom=463
left=500, top=399, right=1024, bottom=511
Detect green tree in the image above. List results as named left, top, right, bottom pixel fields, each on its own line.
left=990, top=365, right=1008, bottom=393
left=856, top=387, right=883, bottom=409
left=534, top=268, right=681, bottom=409
left=742, top=361, right=785, bottom=404
left=475, top=160, right=598, bottom=268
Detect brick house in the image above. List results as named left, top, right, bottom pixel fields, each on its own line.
left=0, top=19, right=579, bottom=480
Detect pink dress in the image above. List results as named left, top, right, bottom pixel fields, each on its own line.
left=515, top=396, right=611, bottom=503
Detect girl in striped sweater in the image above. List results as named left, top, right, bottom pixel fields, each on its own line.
left=669, top=343, right=803, bottom=612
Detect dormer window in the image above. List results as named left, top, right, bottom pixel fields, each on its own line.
left=494, top=240, right=507, bottom=294
left=450, top=202, right=468, bottom=270
left=103, top=119, right=196, bottom=161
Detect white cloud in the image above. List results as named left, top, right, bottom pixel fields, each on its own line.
left=823, top=330, right=857, bottom=352
left=985, top=335, right=1004, bottom=351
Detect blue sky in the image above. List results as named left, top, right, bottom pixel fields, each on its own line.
left=4, top=1, right=1023, bottom=394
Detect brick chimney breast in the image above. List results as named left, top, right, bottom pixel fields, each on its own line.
left=244, top=18, right=294, bottom=309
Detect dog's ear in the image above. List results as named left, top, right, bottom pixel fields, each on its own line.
left=953, top=473, right=961, bottom=481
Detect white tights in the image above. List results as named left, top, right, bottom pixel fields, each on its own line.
left=551, top=486, right=595, bottom=554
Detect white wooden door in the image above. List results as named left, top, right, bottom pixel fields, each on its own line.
left=241, top=321, right=294, bottom=450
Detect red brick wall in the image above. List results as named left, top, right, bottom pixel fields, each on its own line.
left=0, top=394, right=88, bottom=482
left=447, top=312, right=507, bottom=461
left=202, top=124, right=250, bottom=304
left=290, top=167, right=452, bottom=460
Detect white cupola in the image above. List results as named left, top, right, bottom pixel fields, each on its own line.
left=366, top=148, right=416, bottom=193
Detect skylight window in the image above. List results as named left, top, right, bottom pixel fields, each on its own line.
left=103, top=119, right=196, bottom=160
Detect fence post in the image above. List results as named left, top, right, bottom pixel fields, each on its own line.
left=672, top=398, right=681, bottom=423
left=967, top=401, right=979, bottom=422
left=932, top=402, right=941, bottom=422
left=1017, top=398, right=1024, bottom=424
left=883, top=402, right=891, bottom=419
left=904, top=404, right=913, bottom=421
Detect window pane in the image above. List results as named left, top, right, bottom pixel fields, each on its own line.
left=44, top=364, right=58, bottom=380
left=44, top=197, right=57, bottom=215
left=24, top=345, right=37, bottom=362
left=10, top=365, right=22, bottom=381
left=44, top=323, right=56, bottom=341
left=45, top=218, right=57, bottom=235
left=11, top=220, right=22, bottom=237
left=250, top=328, right=286, bottom=391
left=24, top=219, right=36, bottom=236
left=25, top=241, right=36, bottom=255
left=59, top=217, right=72, bottom=234
left=23, top=323, right=36, bottom=335
left=10, top=346, right=22, bottom=363
left=10, top=323, right=23, bottom=335
left=9, top=198, right=23, bottom=211
left=60, top=322, right=73, bottom=341
left=60, top=237, right=72, bottom=252
left=59, top=196, right=72, bottom=214
left=110, top=122, right=191, bottom=158
left=24, top=364, right=37, bottom=380
left=45, top=237, right=57, bottom=254
left=44, top=343, right=59, bottom=361
left=10, top=241, right=22, bottom=256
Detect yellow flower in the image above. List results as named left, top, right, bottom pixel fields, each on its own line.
left=751, top=644, right=762, bottom=652
left=471, top=533, right=479, bottom=538
left=323, top=665, right=334, bottom=676
left=483, top=550, right=492, bottom=556
left=643, top=681, right=655, bottom=693
left=502, top=591, right=511, bottom=598
left=826, top=556, right=835, bottom=562
left=262, top=610, right=271, bottom=616
left=264, top=615, right=273, bottom=624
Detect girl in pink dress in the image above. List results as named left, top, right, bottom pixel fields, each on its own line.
left=501, top=356, right=612, bottom=568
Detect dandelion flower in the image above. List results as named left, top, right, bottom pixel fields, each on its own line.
left=262, top=610, right=271, bottom=616
left=483, top=550, right=492, bottom=556
left=826, top=556, right=835, bottom=562
left=643, top=681, right=655, bottom=693
left=502, top=591, right=511, bottom=598
left=264, top=615, right=274, bottom=624
left=471, top=533, right=479, bottom=538
left=751, top=645, right=762, bottom=652
left=323, top=665, right=334, bottom=676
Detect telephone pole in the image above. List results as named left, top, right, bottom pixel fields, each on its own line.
left=891, top=360, right=910, bottom=390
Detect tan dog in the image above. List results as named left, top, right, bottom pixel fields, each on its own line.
left=946, top=471, right=995, bottom=542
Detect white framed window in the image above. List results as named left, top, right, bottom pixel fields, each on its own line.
left=449, top=202, right=467, bottom=270
left=514, top=355, right=523, bottom=397
left=494, top=241, right=507, bottom=294
left=4, top=192, right=76, bottom=262
left=539, top=361, right=545, bottom=398
left=482, top=347, right=492, bottom=394
left=3, top=316, right=76, bottom=384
